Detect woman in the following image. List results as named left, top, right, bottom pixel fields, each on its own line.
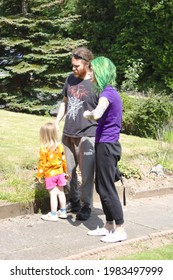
left=83, top=56, right=127, bottom=243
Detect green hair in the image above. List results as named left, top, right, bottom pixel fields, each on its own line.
left=91, top=56, right=116, bottom=93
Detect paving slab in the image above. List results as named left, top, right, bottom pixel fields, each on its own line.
left=0, top=194, right=173, bottom=260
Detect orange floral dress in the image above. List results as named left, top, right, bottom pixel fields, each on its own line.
left=37, top=143, right=67, bottom=180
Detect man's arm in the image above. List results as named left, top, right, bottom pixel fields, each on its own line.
left=55, top=96, right=68, bottom=129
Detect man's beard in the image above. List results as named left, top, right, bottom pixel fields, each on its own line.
left=74, top=68, right=87, bottom=79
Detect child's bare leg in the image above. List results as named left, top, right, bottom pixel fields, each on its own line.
left=57, top=186, right=67, bottom=218
left=49, top=187, right=59, bottom=214
left=41, top=187, right=59, bottom=221
left=57, top=186, right=66, bottom=209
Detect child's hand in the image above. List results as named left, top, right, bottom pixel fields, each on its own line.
left=30, top=177, right=44, bottom=189
left=65, top=173, right=71, bottom=180
left=34, top=177, right=42, bottom=184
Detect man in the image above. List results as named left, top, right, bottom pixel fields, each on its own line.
left=55, top=47, right=98, bottom=220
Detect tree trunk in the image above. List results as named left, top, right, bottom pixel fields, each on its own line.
left=21, top=0, right=28, bottom=16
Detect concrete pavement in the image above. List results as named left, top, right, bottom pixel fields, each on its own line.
left=0, top=192, right=173, bottom=260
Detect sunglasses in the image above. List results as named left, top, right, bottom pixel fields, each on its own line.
left=72, top=53, right=88, bottom=62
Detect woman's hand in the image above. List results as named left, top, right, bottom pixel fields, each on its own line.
left=83, top=110, right=93, bottom=119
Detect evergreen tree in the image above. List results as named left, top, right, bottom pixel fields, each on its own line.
left=0, top=0, right=86, bottom=114
left=1, top=0, right=173, bottom=115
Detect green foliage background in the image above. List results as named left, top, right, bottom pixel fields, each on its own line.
left=0, top=0, right=87, bottom=114
left=0, top=0, right=173, bottom=138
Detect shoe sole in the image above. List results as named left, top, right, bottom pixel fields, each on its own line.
left=87, top=230, right=109, bottom=236
left=41, top=218, right=58, bottom=222
left=100, top=235, right=127, bottom=243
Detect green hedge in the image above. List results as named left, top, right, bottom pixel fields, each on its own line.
left=121, top=93, right=173, bottom=139
left=2, top=90, right=173, bottom=140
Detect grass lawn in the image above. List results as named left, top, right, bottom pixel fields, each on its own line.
left=0, top=109, right=172, bottom=203
left=0, top=110, right=58, bottom=202
left=118, top=243, right=173, bottom=260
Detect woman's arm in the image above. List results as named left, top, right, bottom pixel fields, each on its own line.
left=83, top=97, right=109, bottom=120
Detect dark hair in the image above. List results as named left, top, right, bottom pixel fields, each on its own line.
left=72, top=47, right=94, bottom=63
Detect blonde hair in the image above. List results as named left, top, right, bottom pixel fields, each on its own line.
left=40, top=122, right=58, bottom=150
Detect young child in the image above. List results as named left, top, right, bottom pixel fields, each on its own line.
left=36, top=122, right=68, bottom=221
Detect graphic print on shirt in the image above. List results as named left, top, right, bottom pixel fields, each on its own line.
left=67, top=84, right=88, bottom=120
left=67, top=96, right=84, bottom=120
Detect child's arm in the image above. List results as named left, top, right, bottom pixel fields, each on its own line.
left=36, top=148, right=46, bottom=180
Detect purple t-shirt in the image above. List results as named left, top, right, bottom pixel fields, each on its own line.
left=96, top=85, right=122, bottom=143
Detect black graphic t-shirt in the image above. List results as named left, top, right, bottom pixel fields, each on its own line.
left=63, top=74, right=98, bottom=137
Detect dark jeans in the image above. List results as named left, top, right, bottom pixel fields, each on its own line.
left=95, top=141, right=124, bottom=225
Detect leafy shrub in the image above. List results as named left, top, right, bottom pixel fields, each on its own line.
left=7, top=102, right=51, bottom=115
left=121, top=93, right=173, bottom=139
left=133, top=95, right=173, bottom=139
left=119, top=161, right=141, bottom=179
left=120, top=93, right=141, bottom=134
left=121, top=59, right=143, bottom=93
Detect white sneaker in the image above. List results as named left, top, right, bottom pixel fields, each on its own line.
left=100, top=230, right=127, bottom=243
left=87, top=226, right=110, bottom=236
left=58, top=210, right=67, bottom=219
left=41, top=212, right=58, bottom=222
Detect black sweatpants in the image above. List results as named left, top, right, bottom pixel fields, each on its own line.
left=95, top=141, right=124, bottom=225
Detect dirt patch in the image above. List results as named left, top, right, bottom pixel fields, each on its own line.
left=64, top=230, right=173, bottom=260
left=121, top=165, right=173, bottom=196
left=78, top=162, right=173, bottom=196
